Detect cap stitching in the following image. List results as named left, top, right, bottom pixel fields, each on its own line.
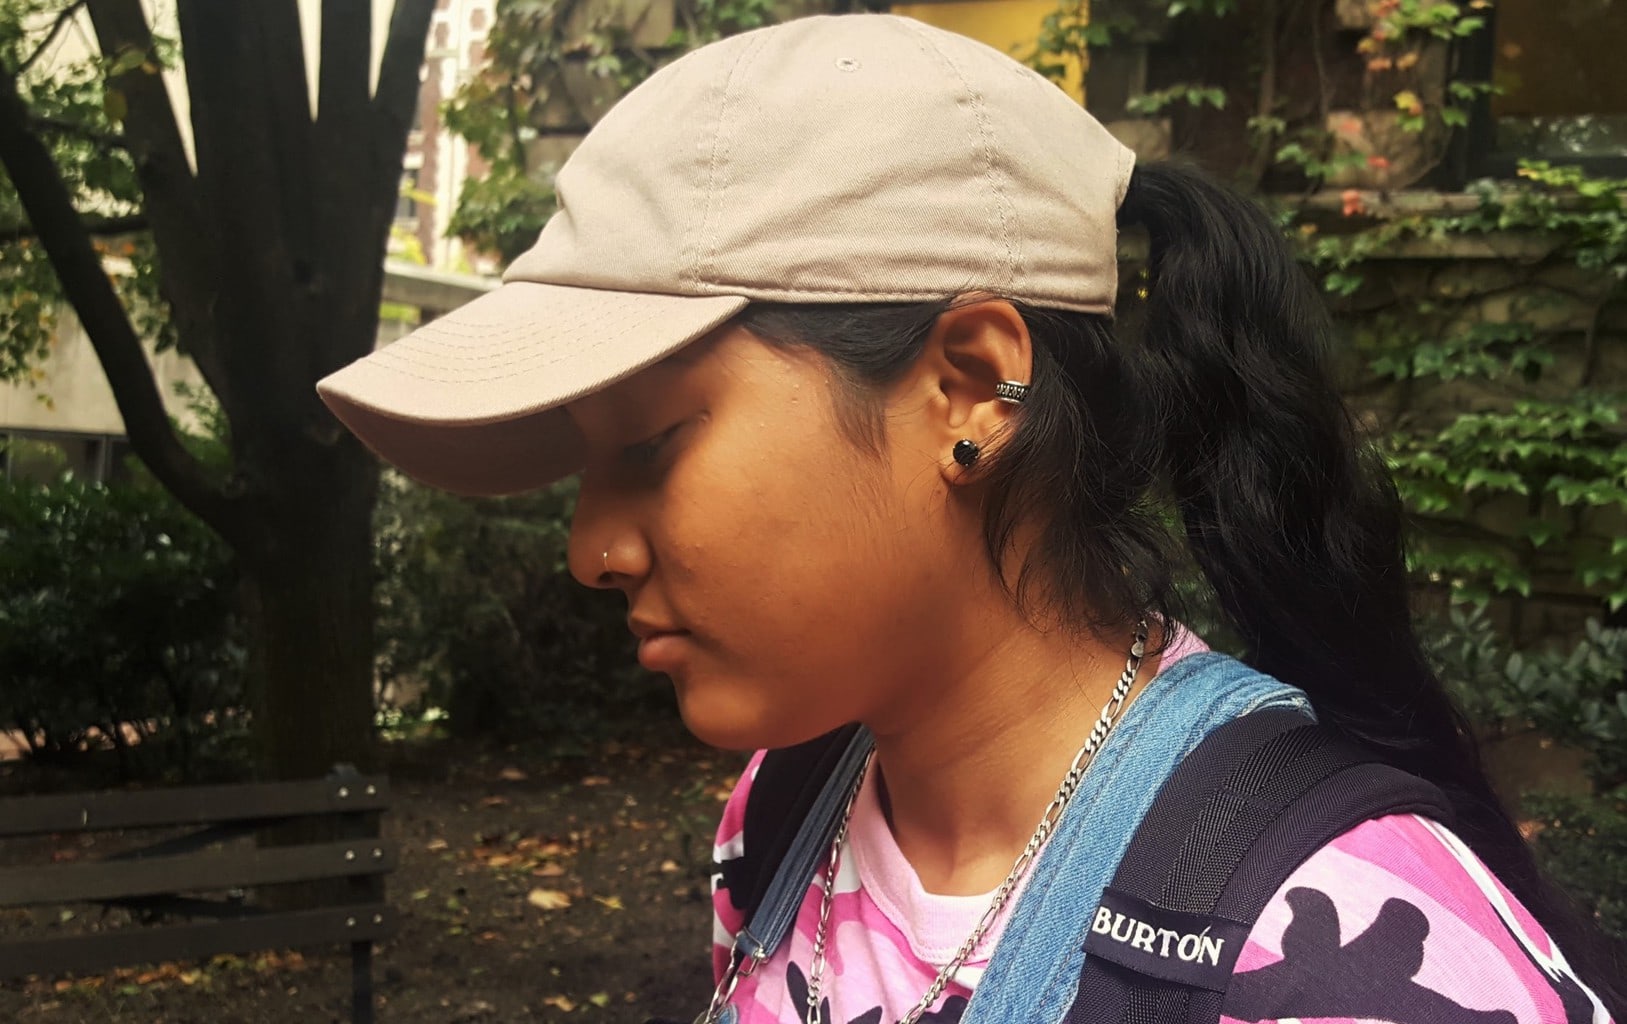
left=1115, top=143, right=1135, bottom=210
left=363, top=305, right=690, bottom=384
left=682, top=51, right=725, bottom=289
left=696, top=31, right=771, bottom=289
left=371, top=301, right=689, bottom=374
left=898, top=19, right=1019, bottom=294
left=371, top=291, right=742, bottom=358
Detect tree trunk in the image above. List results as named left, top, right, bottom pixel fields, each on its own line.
left=0, top=0, right=442, bottom=786
left=240, top=444, right=381, bottom=781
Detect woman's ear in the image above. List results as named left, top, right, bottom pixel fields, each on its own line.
left=906, top=297, right=1033, bottom=483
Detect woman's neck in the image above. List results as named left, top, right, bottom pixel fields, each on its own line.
left=864, top=614, right=1159, bottom=896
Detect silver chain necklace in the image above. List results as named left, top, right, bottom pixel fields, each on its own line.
left=802, top=621, right=1149, bottom=1024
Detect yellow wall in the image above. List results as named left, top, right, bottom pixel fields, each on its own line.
left=890, top=1, right=1084, bottom=104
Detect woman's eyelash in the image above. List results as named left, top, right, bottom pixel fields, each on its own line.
left=623, top=423, right=681, bottom=466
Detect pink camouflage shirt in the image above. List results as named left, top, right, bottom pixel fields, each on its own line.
left=709, top=636, right=1613, bottom=1024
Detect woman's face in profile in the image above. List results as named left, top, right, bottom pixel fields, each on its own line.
left=563, top=323, right=980, bottom=752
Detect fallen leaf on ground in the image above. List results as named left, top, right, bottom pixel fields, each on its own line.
left=580, top=775, right=612, bottom=787
left=532, top=863, right=565, bottom=877
left=498, top=766, right=528, bottom=781
left=593, top=895, right=625, bottom=911
left=479, top=795, right=510, bottom=807
left=542, top=995, right=576, bottom=1012
left=527, top=888, right=572, bottom=911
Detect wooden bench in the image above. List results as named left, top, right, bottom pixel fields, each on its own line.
left=0, top=767, right=395, bottom=1023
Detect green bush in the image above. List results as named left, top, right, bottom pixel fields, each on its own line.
left=1428, top=608, right=1627, bottom=939
left=373, top=472, right=673, bottom=748
left=0, top=474, right=244, bottom=780
left=1524, top=792, right=1627, bottom=942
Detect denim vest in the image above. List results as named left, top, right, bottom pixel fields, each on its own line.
left=962, top=653, right=1312, bottom=1024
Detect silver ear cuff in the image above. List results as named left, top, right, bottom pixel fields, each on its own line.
left=994, top=380, right=1029, bottom=405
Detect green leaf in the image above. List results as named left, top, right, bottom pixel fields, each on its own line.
left=1463, top=468, right=1527, bottom=494
left=102, top=88, right=127, bottom=125
left=107, top=47, right=148, bottom=77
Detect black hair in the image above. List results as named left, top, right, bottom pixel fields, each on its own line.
left=737, top=161, right=1626, bottom=1010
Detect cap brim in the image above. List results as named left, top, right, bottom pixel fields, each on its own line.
left=317, top=282, right=747, bottom=496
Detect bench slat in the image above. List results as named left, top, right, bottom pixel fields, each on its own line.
left=0, top=776, right=389, bottom=838
left=0, top=904, right=396, bottom=979
left=0, top=840, right=398, bottom=907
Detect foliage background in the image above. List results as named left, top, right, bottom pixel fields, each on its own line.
left=0, top=0, right=1620, bottom=943
left=0, top=454, right=244, bottom=782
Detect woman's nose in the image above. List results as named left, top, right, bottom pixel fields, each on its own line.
left=567, top=482, right=647, bottom=590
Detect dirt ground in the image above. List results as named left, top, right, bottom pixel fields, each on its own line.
left=0, top=725, right=745, bottom=1023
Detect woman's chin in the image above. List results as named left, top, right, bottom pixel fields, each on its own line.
left=674, top=689, right=822, bottom=753
left=675, top=702, right=768, bottom=752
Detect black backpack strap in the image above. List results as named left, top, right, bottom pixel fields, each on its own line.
left=1068, top=707, right=1455, bottom=1024
left=717, top=724, right=874, bottom=962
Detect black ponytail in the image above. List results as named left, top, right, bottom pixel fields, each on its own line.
left=735, top=161, right=1624, bottom=1009
left=1117, top=161, right=1624, bottom=1010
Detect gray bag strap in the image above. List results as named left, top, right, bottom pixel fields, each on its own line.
left=700, top=725, right=874, bottom=1021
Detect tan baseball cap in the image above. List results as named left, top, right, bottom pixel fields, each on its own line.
left=317, top=13, right=1134, bottom=496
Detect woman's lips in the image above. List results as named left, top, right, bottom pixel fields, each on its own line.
left=636, top=631, right=690, bottom=672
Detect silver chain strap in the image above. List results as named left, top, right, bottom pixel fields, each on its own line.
left=803, top=621, right=1149, bottom=1024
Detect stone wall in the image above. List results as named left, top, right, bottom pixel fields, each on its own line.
left=1321, top=218, right=1625, bottom=642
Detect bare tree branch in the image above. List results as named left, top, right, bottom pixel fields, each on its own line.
left=85, top=0, right=231, bottom=410
left=15, top=0, right=89, bottom=77
left=0, top=210, right=143, bottom=244
left=0, top=69, right=229, bottom=531
left=372, top=0, right=435, bottom=198
left=318, top=0, right=369, bottom=135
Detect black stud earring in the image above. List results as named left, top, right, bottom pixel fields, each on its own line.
left=952, top=439, right=981, bottom=468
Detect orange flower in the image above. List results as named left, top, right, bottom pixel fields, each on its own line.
left=1341, top=189, right=1365, bottom=217
left=1367, top=155, right=1391, bottom=171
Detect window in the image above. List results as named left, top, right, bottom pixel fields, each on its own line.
left=1464, top=0, right=1627, bottom=176
left=0, top=431, right=123, bottom=484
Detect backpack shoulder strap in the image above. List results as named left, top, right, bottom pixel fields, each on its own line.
left=1067, top=707, right=1455, bottom=1024
left=718, top=724, right=874, bottom=963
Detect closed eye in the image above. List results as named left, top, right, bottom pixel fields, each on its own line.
left=622, top=422, right=683, bottom=468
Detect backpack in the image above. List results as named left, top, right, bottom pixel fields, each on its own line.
left=713, top=706, right=1455, bottom=1024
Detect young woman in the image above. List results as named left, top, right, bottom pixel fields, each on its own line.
left=318, top=13, right=1624, bottom=1024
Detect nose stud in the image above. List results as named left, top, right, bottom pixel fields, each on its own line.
left=602, top=550, right=610, bottom=574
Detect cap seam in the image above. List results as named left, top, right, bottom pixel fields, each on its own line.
left=1115, top=144, right=1135, bottom=210
left=897, top=18, right=1020, bottom=294
left=696, top=31, right=773, bottom=289
left=682, top=50, right=725, bottom=289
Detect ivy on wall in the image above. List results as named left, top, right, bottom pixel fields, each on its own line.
left=1298, top=162, right=1627, bottom=615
